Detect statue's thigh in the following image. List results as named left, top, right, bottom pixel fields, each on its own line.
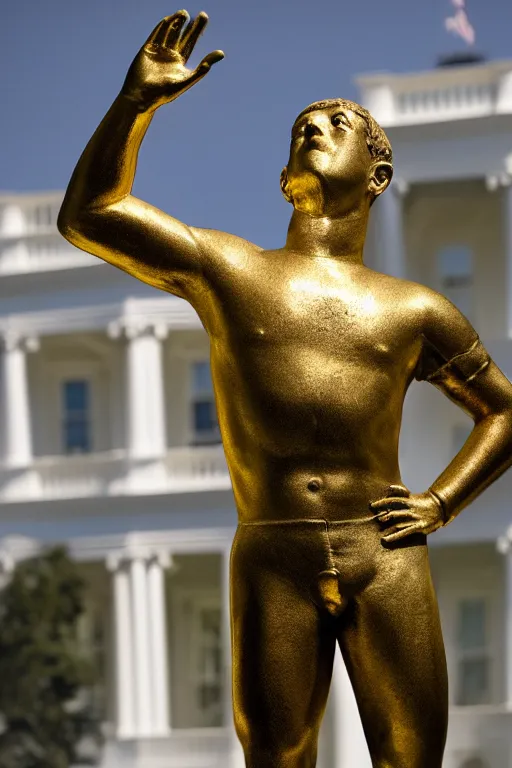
left=231, top=567, right=336, bottom=760
left=338, top=538, right=448, bottom=768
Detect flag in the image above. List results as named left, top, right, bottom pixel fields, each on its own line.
left=445, top=0, right=476, bottom=45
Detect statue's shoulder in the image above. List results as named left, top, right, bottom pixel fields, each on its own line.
left=370, top=270, right=433, bottom=314
left=191, top=227, right=263, bottom=263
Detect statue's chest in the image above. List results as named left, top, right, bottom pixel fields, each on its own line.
left=228, top=271, right=382, bottom=346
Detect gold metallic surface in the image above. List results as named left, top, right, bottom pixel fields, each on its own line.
left=58, top=12, right=512, bottom=766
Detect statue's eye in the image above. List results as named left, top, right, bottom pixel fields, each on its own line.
left=331, top=114, right=346, bottom=129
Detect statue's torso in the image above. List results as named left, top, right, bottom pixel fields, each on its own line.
left=195, top=244, right=426, bottom=521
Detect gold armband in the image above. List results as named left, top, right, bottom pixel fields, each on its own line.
left=417, top=337, right=490, bottom=385
left=428, top=488, right=449, bottom=526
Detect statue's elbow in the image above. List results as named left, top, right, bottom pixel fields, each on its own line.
left=57, top=201, right=96, bottom=249
left=57, top=204, right=79, bottom=244
left=496, top=405, right=512, bottom=446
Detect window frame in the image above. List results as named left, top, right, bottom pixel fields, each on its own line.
left=448, top=590, right=498, bottom=707
left=186, top=358, right=221, bottom=447
left=62, top=379, right=92, bottom=455
left=46, top=361, right=105, bottom=456
left=170, top=585, right=225, bottom=729
left=436, top=244, right=474, bottom=322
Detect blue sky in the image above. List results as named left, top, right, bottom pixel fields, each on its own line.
left=1, top=0, right=510, bottom=247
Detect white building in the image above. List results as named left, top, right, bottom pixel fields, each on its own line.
left=1, top=55, right=512, bottom=768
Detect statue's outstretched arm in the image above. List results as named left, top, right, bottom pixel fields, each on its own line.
left=58, top=11, right=224, bottom=297
left=372, top=291, right=512, bottom=542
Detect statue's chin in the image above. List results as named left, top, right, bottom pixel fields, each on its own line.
left=288, top=173, right=325, bottom=217
left=293, top=198, right=325, bottom=217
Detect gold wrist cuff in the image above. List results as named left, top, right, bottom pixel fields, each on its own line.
left=428, top=488, right=449, bottom=526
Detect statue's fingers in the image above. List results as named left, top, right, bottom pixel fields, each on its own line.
left=144, top=17, right=170, bottom=47
left=179, top=50, right=224, bottom=92
left=387, top=484, right=411, bottom=498
left=382, top=523, right=422, bottom=543
left=370, top=498, right=410, bottom=512
left=163, top=10, right=190, bottom=49
left=197, top=50, right=225, bottom=70
left=179, top=12, right=209, bottom=62
left=378, top=510, right=419, bottom=526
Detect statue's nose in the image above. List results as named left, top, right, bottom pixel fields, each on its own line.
left=304, top=121, right=323, bottom=140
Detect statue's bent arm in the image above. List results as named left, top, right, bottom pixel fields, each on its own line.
left=420, top=289, right=512, bottom=523
left=58, top=12, right=227, bottom=301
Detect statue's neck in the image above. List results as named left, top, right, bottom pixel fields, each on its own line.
left=285, top=207, right=369, bottom=264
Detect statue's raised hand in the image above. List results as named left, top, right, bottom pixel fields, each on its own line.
left=122, top=10, right=224, bottom=112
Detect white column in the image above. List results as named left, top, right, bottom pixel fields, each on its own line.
left=0, top=204, right=25, bottom=236
left=373, top=182, right=408, bottom=279
left=331, top=651, right=372, bottom=768
left=505, top=550, right=512, bottom=707
left=497, top=530, right=512, bottom=705
left=107, top=555, right=136, bottom=738
left=108, top=321, right=168, bottom=460
left=147, top=552, right=171, bottom=735
left=503, top=179, right=512, bottom=336
left=222, top=544, right=245, bottom=768
left=130, top=556, right=153, bottom=735
left=0, top=333, right=39, bottom=467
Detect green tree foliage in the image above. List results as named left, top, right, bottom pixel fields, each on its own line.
left=0, top=546, right=103, bottom=767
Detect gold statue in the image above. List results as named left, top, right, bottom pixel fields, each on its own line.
left=58, top=11, right=512, bottom=767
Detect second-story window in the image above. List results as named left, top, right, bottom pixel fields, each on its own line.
left=62, top=380, right=91, bottom=454
left=438, top=245, right=474, bottom=321
left=191, top=362, right=220, bottom=445
left=455, top=597, right=491, bottom=706
left=193, top=602, right=223, bottom=727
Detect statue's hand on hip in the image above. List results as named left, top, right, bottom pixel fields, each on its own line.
left=370, top=484, right=445, bottom=543
left=121, top=10, right=224, bottom=112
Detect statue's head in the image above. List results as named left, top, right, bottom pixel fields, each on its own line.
left=281, top=99, right=393, bottom=217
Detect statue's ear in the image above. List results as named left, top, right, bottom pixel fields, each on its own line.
left=369, top=161, right=393, bottom=200
left=280, top=167, right=293, bottom=204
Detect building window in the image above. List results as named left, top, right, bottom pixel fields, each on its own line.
left=192, top=602, right=223, bottom=727
left=438, top=245, right=474, bottom=320
left=191, top=362, right=220, bottom=445
left=62, top=380, right=91, bottom=454
left=455, top=598, right=491, bottom=706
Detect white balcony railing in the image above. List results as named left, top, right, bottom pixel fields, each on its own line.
left=165, top=445, right=231, bottom=489
left=0, top=445, right=231, bottom=503
left=101, top=707, right=512, bottom=768
left=446, top=705, right=512, bottom=767
left=35, top=449, right=128, bottom=500
left=357, top=60, right=512, bottom=127
left=0, top=193, right=97, bottom=275
left=104, top=727, right=232, bottom=768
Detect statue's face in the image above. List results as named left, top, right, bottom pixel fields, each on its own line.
left=285, top=106, right=374, bottom=216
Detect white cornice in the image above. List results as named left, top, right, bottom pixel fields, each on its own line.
left=0, top=296, right=203, bottom=339
left=356, top=59, right=512, bottom=90
left=357, top=59, right=512, bottom=128
left=69, top=527, right=234, bottom=562
left=0, top=190, right=64, bottom=206
left=0, top=528, right=234, bottom=566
